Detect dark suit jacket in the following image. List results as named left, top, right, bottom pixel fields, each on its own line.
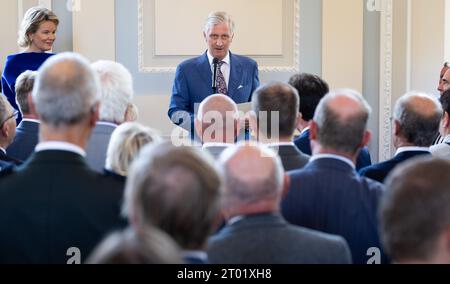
left=294, top=129, right=372, bottom=170
left=0, top=150, right=22, bottom=165
left=168, top=52, right=259, bottom=132
left=358, top=151, right=431, bottom=183
left=7, top=120, right=39, bottom=161
left=281, top=158, right=386, bottom=264
left=86, top=122, right=117, bottom=173
left=269, top=144, right=310, bottom=171
left=208, top=213, right=352, bottom=264
left=0, top=150, right=126, bottom=264
left=0, top=160, right=12, bottom=172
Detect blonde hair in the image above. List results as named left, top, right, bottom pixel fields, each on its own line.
left=18, top=6, right=59, bottom=48
left=105, top=122, right=162, bottom=176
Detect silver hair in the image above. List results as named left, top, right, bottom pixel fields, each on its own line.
left=32, top=52, right=100, bottom=126
left=91, top=60, right=134, bottom=124
left=204, top=11, right=235, bottom=35
left=18, top=6, right=59, bottom=48
left=313, top=89, right=372, bottom=155
left=105, top=122, right=162, bottom=176
left=393, top=92, right=443, bottom=146
left=15, top=70, right=37, bottom=115
left=219, top=143, right=284, bottom=206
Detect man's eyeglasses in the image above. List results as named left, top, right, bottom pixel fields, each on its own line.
left=0, top=110, right=19, bottom=127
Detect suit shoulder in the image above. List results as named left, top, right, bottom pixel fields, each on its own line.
left=233, top=54, right=257, bottom=65
left=0, top=164, right=15, bottom=182
left=177, top=55, right=204, bottom=69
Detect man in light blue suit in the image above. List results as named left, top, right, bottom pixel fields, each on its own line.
left=169, top=11, right=259, bottom=134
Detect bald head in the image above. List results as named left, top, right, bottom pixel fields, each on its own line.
left=219, top=143, right=284, bottom=215
left=313, top=89, right=371, bottom=155
left=195, top=94, right=239, bottom=143
left=393, top=92, right=442, bottom=146
left=33, top=52, right=100, bottom=127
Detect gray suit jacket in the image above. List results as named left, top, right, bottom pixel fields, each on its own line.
left=269, top=144, right=310, bottom=171
left=207, top=214, right=352, bottom=264
left=86, top=122, right=117, bottom=173
left=7, top=120, right=39, bottom=161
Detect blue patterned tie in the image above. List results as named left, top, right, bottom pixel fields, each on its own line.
left=216, top=61, right=228, bottom=95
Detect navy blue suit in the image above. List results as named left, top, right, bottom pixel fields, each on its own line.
left=7, top=120, right=39, bottom=162
left=294, top=129, right=372, bottom=171
left=281, top=157, right=386, bottom=264
left=168, top=52, right=259, bottom=132
left=359, top=150, right=431, bottom=183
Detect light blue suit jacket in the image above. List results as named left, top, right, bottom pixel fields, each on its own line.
left=168, top=51, right=259, bottom=132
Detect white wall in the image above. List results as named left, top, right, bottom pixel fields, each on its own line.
left=322, top=0, right=363, bottom=93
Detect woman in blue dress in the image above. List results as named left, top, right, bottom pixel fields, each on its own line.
left=1, top=6, right=59, bottom=123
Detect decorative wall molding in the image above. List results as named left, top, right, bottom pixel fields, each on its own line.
left=138, top=0, right=300, bottom=73
left=378, top=0, right=393, bottom=161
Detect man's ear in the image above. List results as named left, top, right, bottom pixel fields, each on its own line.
left=203, top=31, right=207, bottom=42
left=444, top=111, right=450, bottom=128
left=89, top=102, right=100, bottom=127
left=361, top=130, right=372, bottom=147
left=281, top=174, right=290, bottom=199
left=393, top=120, right=401, bottom=136
left=295, top=113, right=302, bottom=131
left=27, top=92, right=38, bottom=117
left=309, top=120, right=318, bottom=141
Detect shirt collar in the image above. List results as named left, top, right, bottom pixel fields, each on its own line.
left=395, top=146, right=430, bottom=156
left=0, top=147, right=6, bottom=155
left=202, top=142, right=233, bottom=148
left=444, top=135, right=450, bottom=143
left=266, top=142, right=295, bottom=147
left=310, top=154, right=355, bottom=169
left=35, top=141, right=86, bottom=157
left=207, top=51, right=230, bottom=66
left=97, top=121, right=118, bottom=128
left=21, top=118, right=40, bottom=124
left=182, top=250, right=208, bottom=262
left=300, top=126, right=310, bottom=135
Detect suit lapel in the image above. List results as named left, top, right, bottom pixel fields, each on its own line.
left=196, top=52, right=213, bottom=91
left=228, top=52, right=242, bottom=100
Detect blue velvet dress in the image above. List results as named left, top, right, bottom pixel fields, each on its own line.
left=1, top=52, right=54, bottom=123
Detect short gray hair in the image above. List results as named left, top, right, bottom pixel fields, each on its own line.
left=32, top=52, right=100, bottom=127
left=15, top=70, right=37, bottom=115
left=393, top=92, right=442, bottom=146
left=18, top=6, right=59, bottom=48
left=105, top=122, right=162, bottom=176
left=219, top=143, right=284, bottom=208
left=381, top=157, right=450, bottom=262
left=123, top=143, right=222, bottom=249
left=204, top=11, right=235, bottom=35
left=91, top=60, right=133, bottom=124
left=313, top=89, right=372, bottom=155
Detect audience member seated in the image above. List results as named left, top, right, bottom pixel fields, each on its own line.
left=0, top=53, right=125, bottom=264
left=249, top=82, right=309, bottom=171
left=7, top=70, right=39, bottom=161
left=0, top=95, right=21, bottom=165
left=122, top=143, right=222, bottom=264
left=104, top=122, right=161, bottom=179
left=86, top=60, right=134, bottom=172
left=359, top=92, right=442, bottom=183
left=431, top=89, right=450, bottom=157
left=1, top=6, right=58, bottom=124
left=208, top=143, right=352, bottom=264
left=281, top=89, right=386, bottom=264
left=195, top=94, right=239, bottom=159
left=380, top=157, right=450, bottom=264
left=288, top=73, right=372, bottom=170
left=86, top=228, right=182, bottom=264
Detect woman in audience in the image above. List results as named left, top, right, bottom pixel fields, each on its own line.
left=1, top=6, right=59, bottom=123
left=104, top=122, right=162, bottom=179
